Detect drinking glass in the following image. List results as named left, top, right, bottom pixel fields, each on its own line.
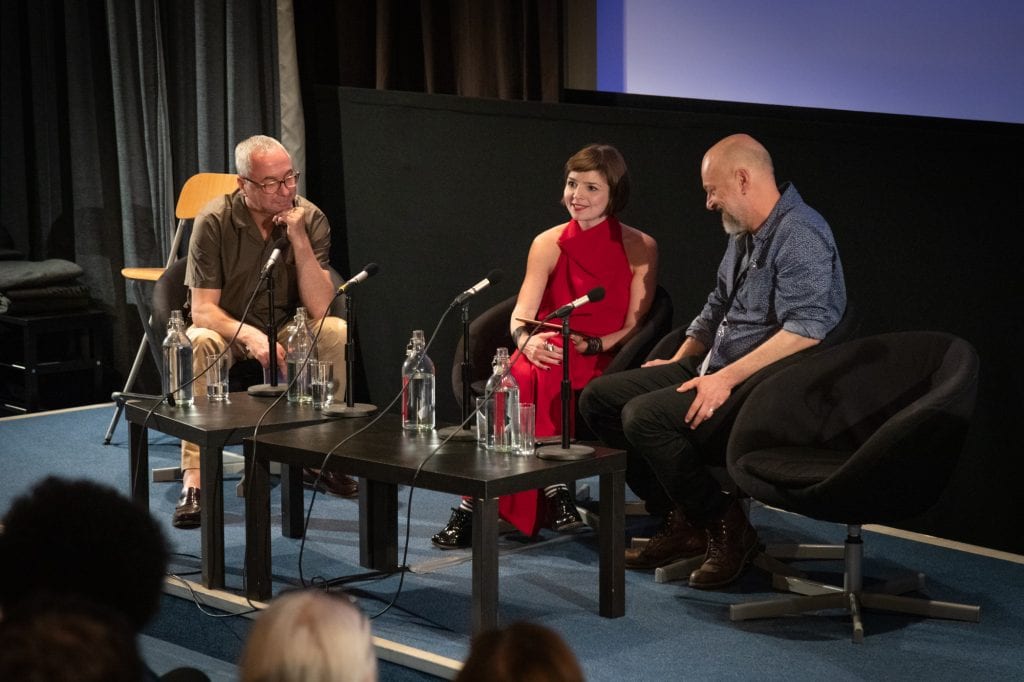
left=475, top=396, right=492, bottom=447
left=310, top=360, right=334, bottom=409
left=205, top=353, right=229, bottom=402
left=515, top=403, right=535, bottom=456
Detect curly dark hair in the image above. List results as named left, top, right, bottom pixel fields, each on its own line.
left=0, top=476, right=169, bottom=630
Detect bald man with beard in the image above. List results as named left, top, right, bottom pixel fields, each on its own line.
left=580, top=133, right=846, bottom=589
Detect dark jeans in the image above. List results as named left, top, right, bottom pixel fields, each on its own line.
left=579, top=357, right=735, bottom=522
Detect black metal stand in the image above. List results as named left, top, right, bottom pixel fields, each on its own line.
left=437, top=303, right=477, bottom=440
left=537, top=316, right=594, bottom=460
left=323, top=291, right=377, bottom=418
left=248, top=273, right=287, bottom=397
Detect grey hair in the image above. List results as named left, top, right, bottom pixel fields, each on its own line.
left=235, top=135, right=288, bottom=177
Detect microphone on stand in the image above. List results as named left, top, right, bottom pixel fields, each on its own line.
left=111, top=390, right=164, bottom=402
left=543, top=287, right=605, bottom=321
left=438, top=269, right=505, bottom=440
left=260, top=237, right=290, bottom=279
left=336, top=263, right=380, bottom=294
left=322, top=263, right=381, bottom=418
left=452, top=269, right=503, bottom=306
left=248, top=239, right=292, bottom=397
left=536, top=286, right=605, bottom=461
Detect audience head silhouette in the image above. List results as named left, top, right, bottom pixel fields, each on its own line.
left=0, top=476, right=169, bottom=631
left=0, top=594, right=144, bottom=682
left=455, top=621, right=585, bottom=682
left=239, top=589, right=377, bottom=682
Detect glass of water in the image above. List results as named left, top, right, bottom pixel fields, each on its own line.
left=514, top=403, right=535, bottom=456
left=205, top=353, right=229, bottom=402
left=476, top=396, right=491, bottom=447
left=310, top=360, right=334, bottom=409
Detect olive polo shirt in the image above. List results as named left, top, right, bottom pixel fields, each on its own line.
left=185, top=190, right=331, bottom=330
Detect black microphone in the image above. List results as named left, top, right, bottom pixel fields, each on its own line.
left=260, top=237, right=290, bottom=278
left=453, top=269, right=504, bottom=305
left=337, top=263, right=380, bottom=293
left=543, top=286, right=605, bottom=321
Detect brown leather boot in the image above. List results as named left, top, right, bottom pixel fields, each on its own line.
left=688, top=499, right=759, bottom=589
left=625, top=507, right=707, bottom=569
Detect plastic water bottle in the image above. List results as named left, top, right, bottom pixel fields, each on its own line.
left=286, top=307, right=316, bottom=404
left=161, top=309, right=194, bottom=407
left=401, top=329, right=435, bottom=430
left=485, top=347, right=519, bottom=452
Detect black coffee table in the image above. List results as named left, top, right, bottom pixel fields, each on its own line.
left=243, top=414, right=626, bottom=633
left=124, top=392, right=334, bottom=588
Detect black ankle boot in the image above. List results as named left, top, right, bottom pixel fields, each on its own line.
left=431, top=507, right=472, bottom=549
left=548, top=488, right=585, bottom=533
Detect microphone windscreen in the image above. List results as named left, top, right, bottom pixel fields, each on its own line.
left=273, top=236, right=290, bottom=251
left=588, top=286, right=606, bottom=302
left=486, top=268, right=503, bottom=285
left=364, top=263, right=380, bottom=276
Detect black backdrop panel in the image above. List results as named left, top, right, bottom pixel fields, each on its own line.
left=310, top=86, right=1023, bottom=553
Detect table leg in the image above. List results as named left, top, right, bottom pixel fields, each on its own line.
left=244, top=440, right=272, bottom=601
left=281, top=464, right=304, bottom=538
left=599, top=469, right=625, bottom=618
left=128, top=421, right=149, bottom=508
left=471, top=496, right=499, bottom=634
left=359, top=479, right=398, bottom=571
left=200, top=445, right=225, bottom=589
left=23, top=329, right=39, bottom=411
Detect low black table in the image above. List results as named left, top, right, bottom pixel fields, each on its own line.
left=125, top=392, right=333, bottom=588
left=244, top=414, right=626, bottom=633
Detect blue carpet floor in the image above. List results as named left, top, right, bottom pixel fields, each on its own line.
left=2, top=404, right=1023, bottom=681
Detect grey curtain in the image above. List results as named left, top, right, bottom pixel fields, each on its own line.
left=1, top=0, right=279, bottom=392
left=294, top=0, right=564, bottom=101
left=1, top=0, right=561, bottom=394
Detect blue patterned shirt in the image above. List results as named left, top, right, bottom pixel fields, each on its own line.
left=686, top=183, right=846, bottom=374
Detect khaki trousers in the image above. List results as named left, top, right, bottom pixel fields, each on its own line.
left=179, top=315, right=347, bottom=472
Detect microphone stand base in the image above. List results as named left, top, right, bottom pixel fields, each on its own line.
left=536, top=443, right=595, bottom=460
left=247, top=384, right=287, bottom=397
left=436, top=425, right=477, bottom=441
left=322, top=403, right=378, bottom=418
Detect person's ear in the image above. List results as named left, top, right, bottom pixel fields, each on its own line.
left=735, top=168, right=751, bottom=194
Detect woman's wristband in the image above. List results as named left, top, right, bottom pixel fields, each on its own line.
left=512, top=325, right=528, bottom=350
left=582, top=335, right=603, bottom=355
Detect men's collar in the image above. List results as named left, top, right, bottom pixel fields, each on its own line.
left=751, top=182, right=800, bottom=242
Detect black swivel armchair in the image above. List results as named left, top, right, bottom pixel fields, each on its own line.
left=726, top=331, right=982, bottom=641
left=451, top=285, right=674, bottom=439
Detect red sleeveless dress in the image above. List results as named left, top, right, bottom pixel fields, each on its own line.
left=498, top=216, right=633, bottom=535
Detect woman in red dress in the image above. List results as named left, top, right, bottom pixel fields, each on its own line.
left=432, top=143, right=658, bottom=548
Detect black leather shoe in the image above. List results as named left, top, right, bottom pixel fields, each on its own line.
left=302, top=468, right=358, bottom=498
left=431, top=507, right=472, bottom=549
left=548, top=488, right=585, bottom=533
left=172, top=487, right=201, bottom=529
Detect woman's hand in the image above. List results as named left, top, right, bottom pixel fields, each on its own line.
left=521, top=331, right=561, bottom=369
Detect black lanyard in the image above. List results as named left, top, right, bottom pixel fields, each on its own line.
left=725, top=232, right=753, bottom=314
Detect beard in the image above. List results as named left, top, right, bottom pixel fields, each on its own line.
left=721, top=210, right=746, bottom=235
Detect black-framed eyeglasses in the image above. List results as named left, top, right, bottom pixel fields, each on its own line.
left=242, top=172, right=300, bottom=194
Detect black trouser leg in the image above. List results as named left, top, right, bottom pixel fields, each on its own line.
left=618, top=378, right=725, bottom=521
left=581, top=360, right=700, bottom=516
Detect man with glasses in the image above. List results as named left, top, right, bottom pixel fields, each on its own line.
left=172, top=135, right=356, bottom=529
